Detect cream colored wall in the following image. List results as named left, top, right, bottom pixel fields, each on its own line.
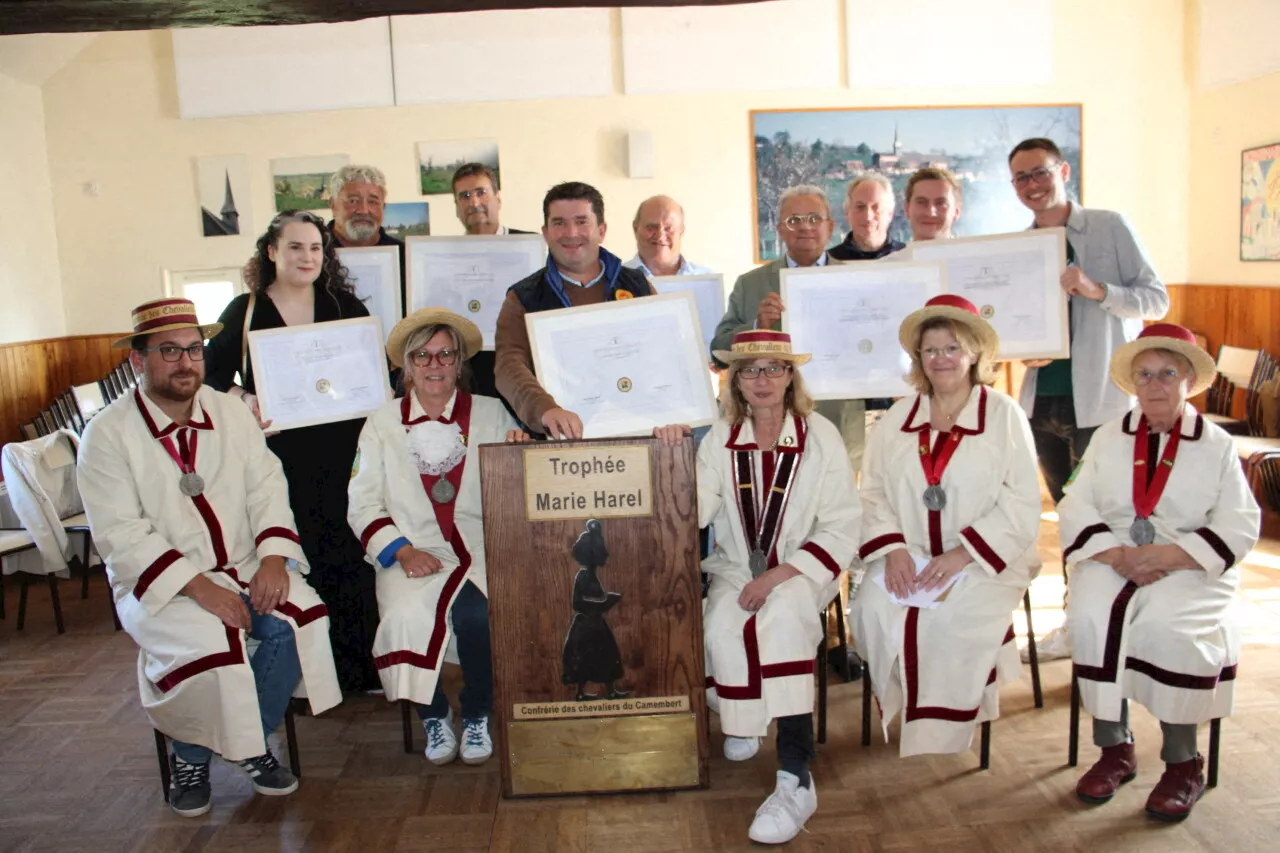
left=39, top=0, right=1191, bottom=336
left=0, top=73, right=66, bottom=343
left=1188, top=70, right=1280, bottom=285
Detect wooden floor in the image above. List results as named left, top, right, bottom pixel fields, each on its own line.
left=3, top=514, right=1280, bottom=852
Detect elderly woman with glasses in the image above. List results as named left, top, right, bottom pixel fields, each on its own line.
left=655, top=330, right=859, bottom=845
left=851, top=295, right=1041, bottom=759
left=205, top=210, right=381, bottom=694
left=348, top=308, right=527, bottom=768
left=1059, top=324, right=1259, bottom=822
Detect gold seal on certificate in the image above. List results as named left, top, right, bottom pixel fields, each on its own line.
left=857, top=339, right=873, bottom=354
left=617, top=377, right=633, bottom=393
left=468, top=299, right=481, bottom=313
left=316, top=378, right=332, bottom=394
left=980, top=304, right=996, bottom=319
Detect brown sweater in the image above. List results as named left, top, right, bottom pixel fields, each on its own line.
left=494, top=277, right=653, bottom=429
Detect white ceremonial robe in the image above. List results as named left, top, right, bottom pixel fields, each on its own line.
left=76, top=387, right=342, bottom=761
left=348, top=392, right=516, bottom=706
left=852, top=385, right=1041, bottom=756
left=699, top=412, right=860, bottom=738
left=1060, top=406, right=1260, bottom=725
left=1, top=430, right=84, bottom=575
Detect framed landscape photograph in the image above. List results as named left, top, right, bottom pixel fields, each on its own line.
left=271, top=154, right=349, bottom=212
left=417, top=138, right=500, bottom=196
left=194, top=154, right=251, bottom=237
left=750, top=104, right=1082, bottom=262
left=383, top=202, right=431, bottom=240
left=1241, top=142, right=1280, bottom=261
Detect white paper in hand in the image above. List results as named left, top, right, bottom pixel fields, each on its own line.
left=873, top=553, right=966, bottom=609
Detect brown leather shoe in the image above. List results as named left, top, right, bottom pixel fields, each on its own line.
left=1076, top=742, right=1138, bottom=804
left=1145, top=754, right=1205, bottom=822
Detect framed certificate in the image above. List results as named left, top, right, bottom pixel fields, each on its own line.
left=782, top=261, right=945, bottom=400
left=648, top=273, right=724, bottom=355
left=907, top=228, right=1068, bottom=361
left=248, top=316, right=391, bottom=431
left=525, top=292, right=717, bottom=438
left=406, top=234, right=545, bottom=350
left=337, top=245, right=402, bottom=340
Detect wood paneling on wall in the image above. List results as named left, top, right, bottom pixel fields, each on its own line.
left=0, top=333, right=128, bottom=448
left=1164, top=284, right=1280, bottom=356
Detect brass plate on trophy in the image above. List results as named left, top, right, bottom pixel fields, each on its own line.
left=513, top=695, right=689, bottom=721
left=507, top=713, right=699, bottom=796
left=523, top=444, right=653, bottom=522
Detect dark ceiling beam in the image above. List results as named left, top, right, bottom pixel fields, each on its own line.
left=0, top=1, right=766, bottom=37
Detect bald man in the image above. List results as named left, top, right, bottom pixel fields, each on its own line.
left=624, top=195, right=712, bottom=278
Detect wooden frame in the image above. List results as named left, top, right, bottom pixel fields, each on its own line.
left=781, top=261, right=945, bottom=400
left=749, top=103, right=1083, bottom=263
left=524, top=292, right=717, bottom=438
left=907, top=227, right=1069, bottom=361
left=247, top=316, right=391, bottom=431
left=405, top=234, right=545, bottom=350
left=336, top=245, right=403, bottom=343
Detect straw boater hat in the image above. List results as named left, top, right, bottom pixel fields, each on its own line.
left=1108, top=323, right=1216, bottom=397
left=110, top=298, right=223, bottom=349
left=897, top=294, right=999, bottom=359
left=712, top=330, right=811, bottom=366
left=386, top=307, right=484, bottom=369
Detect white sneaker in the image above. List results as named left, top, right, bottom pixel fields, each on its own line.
left=423, top=710, right=459, bottom=765
left=748, top=771, right=817, bottom=845
left=460, top=715, right=494, bottom=765
left=723, top=735, right=760, bottom=761
left=1032, top=625, right=1074, bottom=661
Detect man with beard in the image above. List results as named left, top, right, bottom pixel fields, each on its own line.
left=327, top=164, right=406, bottom=305
left=76, top=298, right=341, bottom=817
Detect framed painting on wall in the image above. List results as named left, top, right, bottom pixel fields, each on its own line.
left=1241, top=142, right=1280, bottom=261
left=749, top=104, right=1082, bottom=262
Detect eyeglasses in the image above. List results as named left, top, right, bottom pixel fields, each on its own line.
left=139, top=344, right=206, bottom=362
left=456, top=187, right=491, bottom=202
left=739, top=364, right=792, bottom=380
left=1132, top=368, right=1184, bottom=387
left=920, top=344, right=965, bottom=361
left=1011, top=165, right=1059, bottom=188
left=782, top=214, right=829, bottom=231
left=410, top=348, right=460, bottom=368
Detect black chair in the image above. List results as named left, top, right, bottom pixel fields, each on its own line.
left=1067, top=673, right=1221, bottom=788
left=860, top=589, right=1041, bottom=770
left=153, top=700, right=302, bottom=803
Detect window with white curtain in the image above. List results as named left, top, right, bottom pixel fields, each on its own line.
left=163, top=266, right=246, bottom=326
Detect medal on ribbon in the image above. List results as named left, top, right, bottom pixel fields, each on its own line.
left=1129, top=416, right=1181, bottom=546
left=917, top=424, right=964, bottom=513
left=733, top=422, right=804, bottom=578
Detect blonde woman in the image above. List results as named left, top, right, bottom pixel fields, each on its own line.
left=852, top=295, right=1041, bottom=757
left=656, top=330, right=859, bottom=845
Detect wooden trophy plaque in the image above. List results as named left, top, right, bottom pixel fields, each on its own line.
left=479, top=436, right=709, bottom=797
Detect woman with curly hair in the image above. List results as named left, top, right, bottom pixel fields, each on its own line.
left=206, top=210, right=381, bottom=693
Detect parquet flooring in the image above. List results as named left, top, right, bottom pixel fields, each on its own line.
left=2, top=513, right=1279, bottom=852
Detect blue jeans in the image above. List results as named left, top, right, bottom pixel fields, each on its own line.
left=172, top=595, right=302, bottom=764
left=415, top=580, right=493, bottom=722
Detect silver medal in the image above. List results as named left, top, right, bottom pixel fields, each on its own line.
left=430, top=478, right=456, bottom=504
left=179, top=472, right=205, bottom=497
left=922, top=484, right=947, bottom=512
left=748, top=549, right=768, bottom=578
left=1130, top=517, right=1156, bottom=546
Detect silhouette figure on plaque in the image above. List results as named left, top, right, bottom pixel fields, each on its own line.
left=561, top=519, right=628, bottom=701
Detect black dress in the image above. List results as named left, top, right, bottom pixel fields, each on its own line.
left=206, top=284, right=381, bottom=692
left=560, top=566, right=624, bottom=686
